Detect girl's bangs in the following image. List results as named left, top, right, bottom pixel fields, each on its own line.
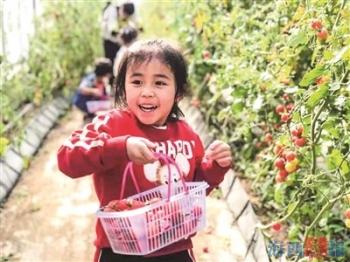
left=126, top=49, right=169, bottom=70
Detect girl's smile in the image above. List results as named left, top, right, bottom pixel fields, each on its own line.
left=125, top=58, right=176, bottom=126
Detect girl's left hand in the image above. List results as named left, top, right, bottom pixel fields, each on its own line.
left=205, top=140, right=232, bottom=168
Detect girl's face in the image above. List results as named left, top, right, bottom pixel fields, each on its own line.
left=125, top=58, right=176, bottom=126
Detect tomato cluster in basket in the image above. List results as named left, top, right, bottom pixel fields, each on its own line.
left=102, top=197, right=203, bottom=239
left=102, top=198, right=153, bottom=212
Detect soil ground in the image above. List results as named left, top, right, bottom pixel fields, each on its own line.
left=0, top=108, right=239, bottom=262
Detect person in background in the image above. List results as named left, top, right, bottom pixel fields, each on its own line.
left=58, top=39, right=232, bottom=262
left=101, top=1, right=141, bottom=65
left=113, top=26, right=138, bottom=76
left=72, top=58, right=113, bottom=122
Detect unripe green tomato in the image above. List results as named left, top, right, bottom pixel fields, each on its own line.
left=345, top=218, right=350, bottom=229
left=345, top=194, right=350, bottom=202
left=288, top=224, right=300, bottom=240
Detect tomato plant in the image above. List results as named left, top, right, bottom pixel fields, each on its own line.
left=172, top=0, right=350, bottom=259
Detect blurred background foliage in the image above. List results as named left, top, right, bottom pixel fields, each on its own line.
left=1, top=1, right=103, bottom=143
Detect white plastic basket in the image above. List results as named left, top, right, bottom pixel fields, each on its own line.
left=86, top=100, right=112, bottom=113
left=96, top=154, right=209, bottom=255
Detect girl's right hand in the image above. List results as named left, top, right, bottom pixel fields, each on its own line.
left=126, top=137, right=157, bottom=165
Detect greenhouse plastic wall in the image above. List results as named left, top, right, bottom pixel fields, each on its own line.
left=1, top=0, right=42, bottom=63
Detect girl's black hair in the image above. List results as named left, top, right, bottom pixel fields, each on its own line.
left=114, top=39, right=188, bottom=121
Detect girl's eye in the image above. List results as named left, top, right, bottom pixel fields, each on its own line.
left=131, top=80, right=142, bottom=85
left=155, top=81, right=167, bottom=86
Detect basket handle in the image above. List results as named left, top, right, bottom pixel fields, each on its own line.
left=119, top=153, right=189, bottom=201
left=119, top=162, right=141, bottom=199
left=153, top=152, right=189, bottom=201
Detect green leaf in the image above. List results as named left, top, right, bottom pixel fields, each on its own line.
left=301, top=114, right=312, bottom=125
left=327, top=149, right=350, bottom=175
left=341, top=162, right=349, bottom=177
left=306, top=85, right=329, bottom=109
left=274, top=184, right=286, bottom=205
left=288, top=30, right=308, bottom=47
left=299, top=67, right=326, bottom=87
left=279, top=134, right=290, bottom=145
left=287, top=201, right=298, bottom=214
left=217, top=107, right=230, bottom=121
left=328, top=127, right=340, bottom=139
left=288, top=224, right=300, bottom=240
left=231, top=101, right=244, bottom=113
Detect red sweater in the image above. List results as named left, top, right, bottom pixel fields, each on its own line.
left=57, top=109, right=229, bottom=256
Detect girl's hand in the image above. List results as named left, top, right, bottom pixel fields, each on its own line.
left=205, top=140, right=232, bottom=168
left=126, top=137, right=157, bottom=165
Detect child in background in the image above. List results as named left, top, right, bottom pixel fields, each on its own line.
left=113, top=26, right=138, bottom=77
left=102, top=1, right=141, bottom=65
left=58, top=39, right=232, bottom=262
left=73, top=58, right=113, bottom=122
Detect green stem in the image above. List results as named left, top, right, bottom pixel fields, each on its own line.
left=332, top=0, right=346, bottom=32
left=338, top=150, right=350, bottom=170
left=310, top=100, right=327, bottom=175
left=303, top=190, right=346, bottom=246
left=303, top=200, right=331, bottom=246
left=259, top=199, right=302, bottom=230
left=314, top=118, right=327, bottom=144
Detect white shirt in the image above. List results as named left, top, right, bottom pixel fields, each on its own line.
left=101, top=3, right=138, bottom=43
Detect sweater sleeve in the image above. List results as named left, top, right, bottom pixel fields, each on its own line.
left=193, top=135, right=230, bottom=194
left=57, top=112, right=129, bottom=178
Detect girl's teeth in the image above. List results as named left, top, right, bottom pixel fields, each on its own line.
left=139, top=105, right=157, bottom=112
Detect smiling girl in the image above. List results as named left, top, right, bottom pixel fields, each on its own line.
left=57, top=39, right=232, bottom=262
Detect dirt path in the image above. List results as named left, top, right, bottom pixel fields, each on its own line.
left=0, top=109, right=238, bottom=262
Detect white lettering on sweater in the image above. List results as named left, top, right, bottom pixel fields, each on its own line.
left=154, top=140, right=194, bottom=159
